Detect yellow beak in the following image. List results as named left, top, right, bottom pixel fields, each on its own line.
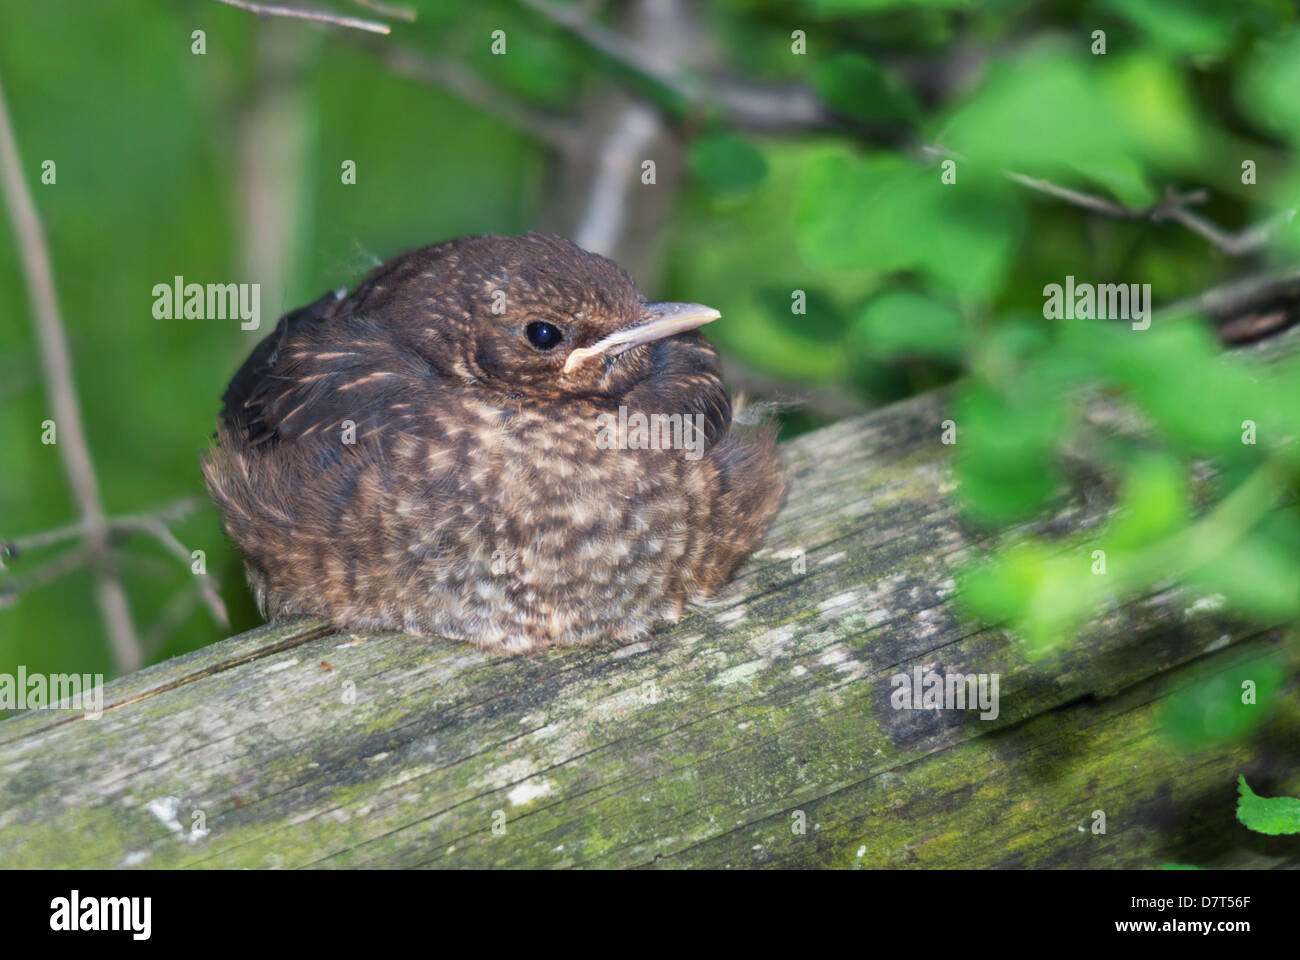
left=563, top=302, right=721, bottom=374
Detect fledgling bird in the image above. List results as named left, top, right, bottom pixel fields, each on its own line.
left=202, top=233, right=785, bottom=654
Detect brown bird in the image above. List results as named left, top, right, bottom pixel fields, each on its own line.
left=202, top=233, right=784, bottom=654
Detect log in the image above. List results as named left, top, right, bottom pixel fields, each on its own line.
left=2, top=329, right=1298, bottom=869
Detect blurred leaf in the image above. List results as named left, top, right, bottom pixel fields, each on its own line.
left=951, top=380, right=1066, bottom=524
left=959, top=540, right=1051, bottom=624
left=1088, top=322, right=1263, bottom=458
left=1265, top=168, right=1300, bottom=257
left=755, top=286, right=847, bottom=342
left=688, top=133, right=768, bottom=193
left=926, top=186, right=1026, bottom=299
left=939, top=44, right=1141, bottom=179
left=1186, top=529, right=1300, bottom=623
left=1068, top=156, right=1156, bottom=209
left=1102, top=0, right=1236, bottom=57
left=666, top=143, right=849, bottom=383
left=1161, top=657, right=1284, bottom=747
left=812, top=53, right=919, bottom=125
left=803, top=0, right=970, bottom=12
left=796, top=151, right=916, bottom=273
left=486, top=21, right=579, bottom=107
left=1238, top=29, right=1300, bottom=142
left=958, top=540, right=1100, bottom=658
left=1100, top=55, right=1203, bottom=169
left=1106, top=454, right=1191, bottom=553
left=1236, top=776, right=1300, bottom=835
left=796, top=149, right=1022, bottom=299
left=852, top=290, right=966, bottom=359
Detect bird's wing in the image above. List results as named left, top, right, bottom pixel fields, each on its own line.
left=219, top=289, right=418, bottom=447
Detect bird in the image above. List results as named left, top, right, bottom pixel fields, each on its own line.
left=202, top=233, right=785, bottom=654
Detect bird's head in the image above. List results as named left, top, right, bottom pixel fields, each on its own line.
left=354, top=233, right=722, bottom=401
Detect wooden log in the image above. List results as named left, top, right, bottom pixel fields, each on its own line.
left=2, top=330, right=1297, bottom=869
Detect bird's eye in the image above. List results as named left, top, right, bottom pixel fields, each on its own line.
left=525, top=320, right=563, bottom=350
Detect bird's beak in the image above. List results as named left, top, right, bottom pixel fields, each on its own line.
left=563, top=302, right=721, bottom=374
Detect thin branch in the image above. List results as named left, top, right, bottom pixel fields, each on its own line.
left=924, top=146, right=1292, bottom=258
left=2, top=497, right=228, bottom=630
left=1160, top=265, right=1300, bottom=344
left=1154, top=202, right=1293, bottom=257
left=1004, top=173, right=1290, bottom=256
left=4, top=498, right=202, bottom=556
left=513, top=0, right=830, bottom=131
left=1161, top=265, right=1300, bottom=321
left=210, top=0, right=391, bottom=34
left=1000, top=169, right=1165, bottom=218
left=0, top=544, right=99, bottom=609
left=572, top=99, right=661, bottom=254
left=0, top=70, right=143, bottom=672
left=376, top=43, right=580, bottom=152
left=136, top=519, right=229, bottom=631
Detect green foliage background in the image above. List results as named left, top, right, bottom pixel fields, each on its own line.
left=2, top=0, right=1298, bottom=770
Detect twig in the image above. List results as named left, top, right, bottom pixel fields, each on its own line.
left=0, top=544, right=99, bottom=609
left=376, top=43, right=579, bottom=152
left=1159, top=265, right=1300, bottom=344
left=0, top=70, right=143, bottom=672
left=1004, top=173, right=1289, bottom=256
left=136, top=520, right=229, bottom=630
left=210, top=0, right=391, bottom=34
left=513, top=0, right=829, bottom=131
left=1160, top=266, right=1300, bottom=322
left=572, top=99, right=661, bottom=254
left=1154, top=202, right=1293, bottom=257
left=923, top=146, right=1291, bottom=258
left=4, top=498, right=202, bottom=556
left=2, top=497, right=229, bottom=630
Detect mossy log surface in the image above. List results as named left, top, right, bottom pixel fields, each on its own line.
left=3, top=332, right=1298, bottom=869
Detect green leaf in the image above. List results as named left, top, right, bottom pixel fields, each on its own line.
left=795, top=149, right=1022, bottom=300
left=1068, top=156, right=1156, bottom=209
left=852, top=290, right=967, bottom=359
left=958, top=541, right=1101, bottom=658
left=939, top=44, right=1141, bottom=179
left=1102, top=0, right=1237, bottom=57
left=811, top=53, right=919, bottom=125
left=1238, top=29, right=1300, bottom=142
left=1186, top=531, right=1300, bottom=623
left=688, top=134, right=768, bottom=193
left=1100, top=55, right=1203, bottom=168
left=1091, top=322, right=1264, bottom=458
left=958, top=541, right=1050, bottom=625
left=1264, top=169, right=1300, bottom=256
left=756, top=287, right=848, bottom=343
left=804, top=0, right=971, bottom=13
left=951, top=380, right=1065, bottom=524
left=1161, top=658, right=1284, bottom=747
left=1236, top=776, right=1300, bottom=835
left=1105, top=454, right=1191, bottom=553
